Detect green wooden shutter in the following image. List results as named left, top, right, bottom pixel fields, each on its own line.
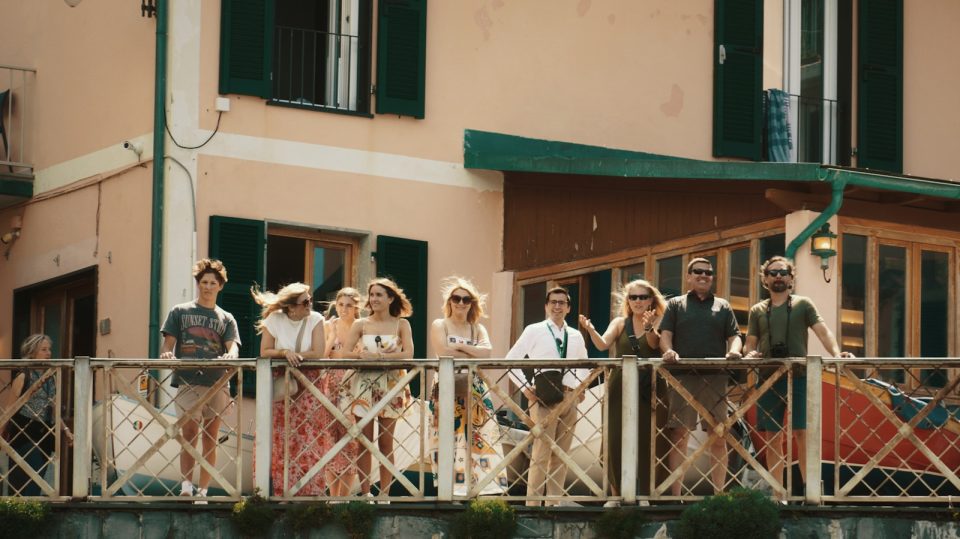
left=376, top=235, right=427, bottom=394
left=210, top=216, right=266, bottom=396
left=713, top=0, right=763, bottom=160
left=858, top=0, right=902, bottom=173
left=375, top=0, right=427, bottom=118
left=219, top=0, right=274, bottom=98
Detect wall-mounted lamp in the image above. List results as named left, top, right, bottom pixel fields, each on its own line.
left=810, top=222, right=838, bottom=283
left=1, top=215, right=22, bottom=259
left=64, top=0, right=82, bottom=7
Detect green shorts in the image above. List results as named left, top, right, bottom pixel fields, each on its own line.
left=756, top=375, right=806, bottom=431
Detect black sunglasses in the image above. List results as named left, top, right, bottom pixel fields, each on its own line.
left=627, top=294, right=652, bottom=301
left=765, top=269, right=792, bottom=277
left=690, top=268, right=714, bottom=276
left=449, top=294, right=473, bottom=305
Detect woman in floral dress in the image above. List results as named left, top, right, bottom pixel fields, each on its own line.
left=252, top=282, right=328, bottom=496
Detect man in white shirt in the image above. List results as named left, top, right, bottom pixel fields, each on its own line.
left=506, top=286, right=589, bottom=506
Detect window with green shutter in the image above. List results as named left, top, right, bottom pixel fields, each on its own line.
left=713, top=0, right=763, bottom=160
left=219, top=0, right=275, bottom=98
left=209, top=216, right=266, bottom=396
left=219, top=0, right=426, bottom=118
left=857, top=0, right=902, bottom=173
left=375, top=235, right=427, bottom=394
left=375, top=0, right=427, bottom=119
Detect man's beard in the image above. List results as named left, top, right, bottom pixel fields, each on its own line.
left=769, top=281, right=789, bottom=293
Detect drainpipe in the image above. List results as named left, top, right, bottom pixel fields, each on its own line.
left=784, top=170, right=847, bottom=261
left=148, top=0, right=168, bottom=358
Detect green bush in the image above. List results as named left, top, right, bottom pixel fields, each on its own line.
left=451, top=499, right=517, bottom=539
left=675, top=488, right=782, bottom=539
left=0, top=497, right=51, bottom=539
left=594, top=507, right=649, bottom=539
left=333, top=501, right=376, bottom=539
left=286, top=503, right=333, bottom=533
left=230, top=491, right=275, bottom=538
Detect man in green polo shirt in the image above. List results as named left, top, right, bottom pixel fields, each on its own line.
left=744, top=256, right=852, bottom=500
left=660, top=257, right=742, bottom=496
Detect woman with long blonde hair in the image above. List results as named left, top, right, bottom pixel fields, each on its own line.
left=251, top=282, right=329, bottom=496
left=428, top=277, right=508, bottom=495
left=340, top=278, right=414, bottom=499
left=320, top=287, right=363, bottom=496
left=579, top=279, right=666, bottom=502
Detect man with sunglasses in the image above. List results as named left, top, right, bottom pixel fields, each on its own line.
left=506, top=286, right=588, bottom=506
left=743, top=256, right=852, bottom=500
left=660, top=257, right=742, bottom=496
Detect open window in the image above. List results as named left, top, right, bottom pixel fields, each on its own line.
left=219, top=0, right=427, bottom=118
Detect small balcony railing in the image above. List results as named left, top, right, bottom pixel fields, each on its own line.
left=0, top=64, right=36, bottom=178
left=272, top=26, right=361, bottom=113
left=765, top=90, right=842, bottom=165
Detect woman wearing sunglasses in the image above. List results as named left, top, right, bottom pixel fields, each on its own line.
left=251, top=282, right=329, bottom=496
left=340, top=278, right=414, bottom=499
left=579, top=279, right=666, bottom=504
left=428, top=277, right=508, bottom=495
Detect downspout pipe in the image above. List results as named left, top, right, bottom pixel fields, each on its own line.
left=148, top=0, right=168, bottom=358
left=785, top=172, right=847, bottom=261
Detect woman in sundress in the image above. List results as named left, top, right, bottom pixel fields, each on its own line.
left=340, top=278, right=414, bottom=498
left=428, top=277, right=509, bottom=496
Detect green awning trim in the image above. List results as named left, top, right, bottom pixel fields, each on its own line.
left=0, top=179, right=33, bottom=198
left=465, top=129, right=960, bottom=263
left=464, top=129, right=960, bottom=200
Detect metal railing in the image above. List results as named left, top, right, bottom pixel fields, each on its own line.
left=0, top=360, right=69, bottom=499
left=0, top=64, right=36, bottom=177
left=273, top=26, right=360, bottom=112
left=765, top=90, right=842, bottom=165
left=4, top=356, right=960, bottom=505
left=87, top=359, right=248, bottom=501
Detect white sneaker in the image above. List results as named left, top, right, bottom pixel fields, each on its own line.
left=603, top=500, right=621, bottom=508
left=194, top=487, right=208, bottom=505
left=180, top=481, right=194, bottom=497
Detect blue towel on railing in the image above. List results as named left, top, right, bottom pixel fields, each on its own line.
left=865, top=378, right=950, bottom=429
left=765, top=89, right=793, bottom=162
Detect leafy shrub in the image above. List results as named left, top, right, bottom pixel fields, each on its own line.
left=0, top=497, right=51, bottom=539
left=230, top=491, right=275, bottom=538
left=594, top=507, right=649, bottom=539
left=333, top=501, right=376, bottom=539
left=450, top=499, right=517, bottom=539
left=287, top=503, right=333, bottom=532
left=675, top=488, right=781, bottom=539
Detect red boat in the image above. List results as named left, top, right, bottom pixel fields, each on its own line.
left=749, top=370, right=960, bottom=497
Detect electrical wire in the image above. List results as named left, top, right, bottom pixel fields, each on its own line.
left=164, top=155, right=197, bottom=233
left=164, top=108, right=222, bottom=150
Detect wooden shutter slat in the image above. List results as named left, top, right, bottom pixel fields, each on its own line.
left=375, top=0, right=427, bottom=118
left=857, top=0, right=903, bottom=173
left=713, top=0, right=763, bottom=160
left=219, top=0, right=274, bottom=98
left=210, top=216, right=266, bottom=396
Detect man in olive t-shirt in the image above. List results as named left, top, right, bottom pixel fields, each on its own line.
left=744, top=256, right=852, bottom=499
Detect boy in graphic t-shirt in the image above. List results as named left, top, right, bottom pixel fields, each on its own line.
left=160, top=258, right=240, bottom=501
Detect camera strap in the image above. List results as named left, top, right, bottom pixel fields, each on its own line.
left=765, top=294, right=793, bottom=349
left=545, top=321, right=568, bottom=358
left=624, top=316, right=644, bottom=356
